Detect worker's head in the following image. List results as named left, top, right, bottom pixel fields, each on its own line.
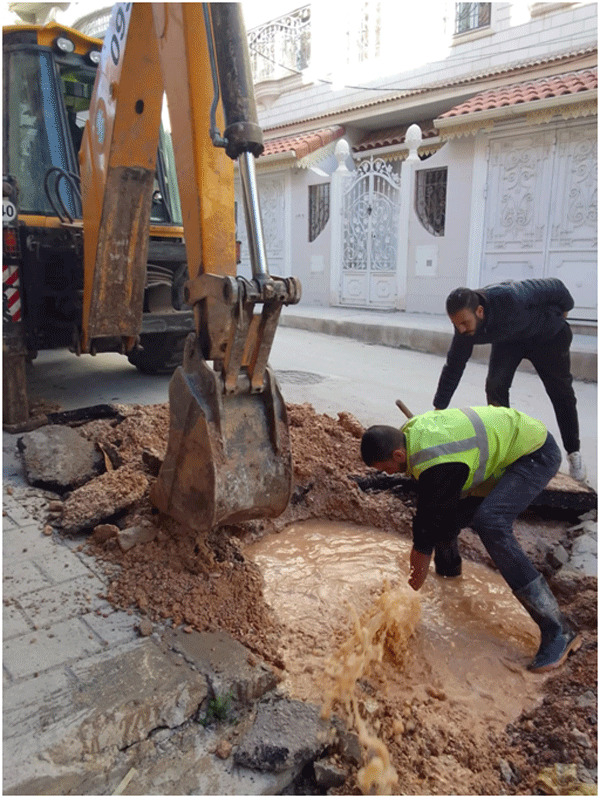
left=361, top=425, right=407, bottom=474
left=446, top=287, right=485, bottom=336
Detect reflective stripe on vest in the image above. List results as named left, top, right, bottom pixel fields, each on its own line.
left=408, top=408, right=489, bottom=490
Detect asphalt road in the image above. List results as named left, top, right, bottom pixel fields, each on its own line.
left=8, top=326, right=598, bottom=490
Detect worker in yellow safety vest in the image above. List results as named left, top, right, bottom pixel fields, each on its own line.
left=360, top=405, right=582, bottom=673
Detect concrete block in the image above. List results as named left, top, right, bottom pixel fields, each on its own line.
left=66, top=641, right=208, bottom=755
left=17, top=425, right=103, bottom=491
left=3, top=618, right=104, bottom=679
left=164, top=628, right=281, bottom=705
left=234, top=695, right=334, bottom=772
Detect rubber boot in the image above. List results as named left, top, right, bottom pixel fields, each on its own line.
left=513, top=574, right=582, bottom=673
left=434, top=539, right=462, bottom=577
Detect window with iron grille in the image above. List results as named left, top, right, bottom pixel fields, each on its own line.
left=455, top=3, right=491, bottom=34
left=309, top=183, right=330, bottom=242
left=415, top=168, right=447, bottom=236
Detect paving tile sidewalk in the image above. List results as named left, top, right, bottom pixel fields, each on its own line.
left=1, top=483, right=319, bottom=795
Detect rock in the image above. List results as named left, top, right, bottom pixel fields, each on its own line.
left=535, top=763, right=597, bottom=795
left=142, top=448, right=163, bottom=476
left=215, top=740, right=232, bottom=759
left=17, top=426, right=104, bottom=492
left=117, top=525, right=157, bottom=552
left=234, top=695, right=334, bottom=773
left=568, top=532, right=597, bottom=577
left=499, top=758, right=516, bottom=785
left=336, top=728, right=362, bottom=766
left=575, top=690, right=596, bottom=710
left=313, top=758, right=347, bottom=789
left=547, top=544, right=569, bottom=569
left=92, top=524, right=119, bottom=543
left=137, top=619, right=154, bottom=637
left=570, top=727, right=592, bottom=748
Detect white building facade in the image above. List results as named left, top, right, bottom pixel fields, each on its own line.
left=236, top=1, right=597, bottom=325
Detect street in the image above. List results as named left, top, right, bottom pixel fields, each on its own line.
left=10, top=326, right=598, bottom=490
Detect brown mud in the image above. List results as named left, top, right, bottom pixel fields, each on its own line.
left=68, top=402, right=596, bottom=795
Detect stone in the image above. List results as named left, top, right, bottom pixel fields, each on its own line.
left=118, top=525, right=157, bottom=552
left=499, top=758, right=516, bottom=785
left=547, top=544, right=569, bottom=569
left=234, top=695, right=333, bottom=773
left=314, top=758, right=347, bottom=789
left=142, top=448, right=163, bottom=476
left=215, top=739, right=232, bottom=759
left=137, top=619, right=154, bottom=637
left=17, top=426, right=104, bottom=492
left=92, top=524, right=119, bottom=543
left=335, top=728, right=362, bottom=766
left=568, top=532, right=597, bottom=577
left=570, top=728, right=592, bottom=748
left=575, top=690, right=596, bottom=710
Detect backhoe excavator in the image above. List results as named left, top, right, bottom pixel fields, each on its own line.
left=3, top=3, right=301, bottom=532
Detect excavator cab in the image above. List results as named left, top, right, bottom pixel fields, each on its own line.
left=79, top=3, right=300, bottom=532
left=2, top=20, right=193, bottom=429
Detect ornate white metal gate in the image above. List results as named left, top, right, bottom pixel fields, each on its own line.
left=481, top=122, right=597, bottom=320
left=340, top=157, right=401, bottom=308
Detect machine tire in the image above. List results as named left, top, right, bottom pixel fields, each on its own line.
left=127, top=332, right=187, bottom=375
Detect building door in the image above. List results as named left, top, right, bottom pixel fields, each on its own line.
left=480, top=121, right=597, bottom=320
left=340, top=157, right=401, bottom=308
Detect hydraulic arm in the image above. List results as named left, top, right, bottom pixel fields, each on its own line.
left=82, top=2, right=300, bottom=531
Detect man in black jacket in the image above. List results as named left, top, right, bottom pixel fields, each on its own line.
left=433, top=278, right=586, bottom=482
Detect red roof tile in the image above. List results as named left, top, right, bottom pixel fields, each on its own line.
left=353, top=121, right=438, bottom=152
left=438, top=68, right=597, bottom=119
left=261, top=125, right=345, bottom=158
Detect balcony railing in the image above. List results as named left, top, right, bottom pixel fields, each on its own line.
left=248, top=5, right=311, bottom=83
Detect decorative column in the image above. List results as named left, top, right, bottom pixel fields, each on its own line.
left=329, top=139, right=354, bottom=306
left=396, top=123, right=422, bottom=310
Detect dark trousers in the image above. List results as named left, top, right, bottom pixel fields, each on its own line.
left=485, top=324, right=580, bottom=454
left=435, top=433, right=561, bottom=592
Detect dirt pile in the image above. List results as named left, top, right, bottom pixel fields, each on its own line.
left=55, top=401, right=595, bottom=795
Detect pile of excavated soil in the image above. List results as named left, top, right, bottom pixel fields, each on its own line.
left=67, top=402, right=596, bottom=795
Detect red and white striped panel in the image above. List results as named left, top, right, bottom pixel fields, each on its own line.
left=3, top=265, right=21, bottom=322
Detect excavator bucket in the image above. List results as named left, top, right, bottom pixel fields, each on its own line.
left=150, top=334, right=292, bottom=532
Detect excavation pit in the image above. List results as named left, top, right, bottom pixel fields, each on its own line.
left=19, top=401, right=598, bottom=794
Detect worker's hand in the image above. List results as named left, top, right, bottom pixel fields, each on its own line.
left=408, top=548, right=432, bottom=591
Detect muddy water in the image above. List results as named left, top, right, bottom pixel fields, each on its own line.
left=246, top=519, right=547, bottom=744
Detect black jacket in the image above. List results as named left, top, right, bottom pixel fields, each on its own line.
left=433, top=278, right=574, bottom=409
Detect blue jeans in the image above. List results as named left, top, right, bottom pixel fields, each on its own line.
left=441, top=433, right=561, bottom=591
